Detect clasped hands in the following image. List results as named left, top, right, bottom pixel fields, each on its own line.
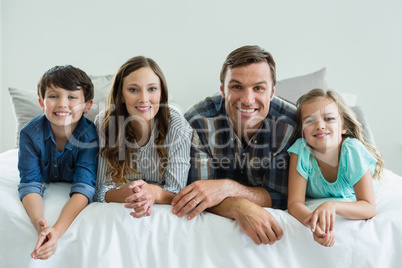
left=124, top=180, right=156, bottom=218
left=303, top=201, right=336, bottom=247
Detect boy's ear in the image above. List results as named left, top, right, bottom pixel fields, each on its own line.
left=38, top=98, right=45, bottom=112
left=83, top=100, right=93, bottom=114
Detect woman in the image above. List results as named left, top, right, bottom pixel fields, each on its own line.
left=94, top=56, right=192, bottom=218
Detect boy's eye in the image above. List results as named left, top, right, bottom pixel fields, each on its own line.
left=68, top=96, right=77, bottom=100
left=48, top=95, right=57, bottom=99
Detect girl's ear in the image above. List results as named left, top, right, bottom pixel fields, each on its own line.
left=83, top=100, right=93, bottom=114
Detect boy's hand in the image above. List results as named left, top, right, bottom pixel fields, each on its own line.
left=31, top=220, right=59, bottom=259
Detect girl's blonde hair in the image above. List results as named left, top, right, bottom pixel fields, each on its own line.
left=296, top=88, right=383, bottom=179
left=99, top=56, right=170, bottom=186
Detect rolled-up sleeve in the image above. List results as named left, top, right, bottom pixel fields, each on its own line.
left=70, top=134, right=98, bottom=202
left=18, top=130, right=44, bottom=200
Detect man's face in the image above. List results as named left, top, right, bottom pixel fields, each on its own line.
left=220, top=62, right=275, bottom=138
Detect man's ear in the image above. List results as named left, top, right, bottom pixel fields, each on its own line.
left=220, top=84, right=225, bottom=99
left=38, top=98, right=45, bottom=112
left=83, top=100, right=93, bottom=114
left=270, top=86, right=276, bottom=101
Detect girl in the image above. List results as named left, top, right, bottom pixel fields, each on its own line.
left=287, top=88, right=383, bottom=247
left=94, top=56, right=193, bottom=218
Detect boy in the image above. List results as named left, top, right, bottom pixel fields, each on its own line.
left=17, top=65, right=98, bottom=260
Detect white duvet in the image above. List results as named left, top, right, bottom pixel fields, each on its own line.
left=1, top=149, right=401, bottom=268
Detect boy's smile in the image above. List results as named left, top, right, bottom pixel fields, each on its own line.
left=39, top=86, right=92, bottom=134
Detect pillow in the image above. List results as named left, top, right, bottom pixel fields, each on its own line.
left=276, top=67, right=329, bottom=104
left=8, top=75, right=114, bottom=147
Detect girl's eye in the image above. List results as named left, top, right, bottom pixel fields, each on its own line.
left=325, top=117, right=335, bottom=121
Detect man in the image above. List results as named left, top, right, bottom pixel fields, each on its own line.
left=171, top=45, right=298, bottom=245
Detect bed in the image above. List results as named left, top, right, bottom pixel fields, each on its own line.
left=2, top=68, right=401, bottom=268
left=1, top=148, right=402, bottom=268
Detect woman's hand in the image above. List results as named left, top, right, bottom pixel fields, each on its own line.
left=124, top=180, right=157, bottom=218
left=303, top=201, right=336, bottom=234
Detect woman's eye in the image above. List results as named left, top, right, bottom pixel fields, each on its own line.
left=129, top=88, right=138, bottom=92
left=149, top=87, right=157, bottom=92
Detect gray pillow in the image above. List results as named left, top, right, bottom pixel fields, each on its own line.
left=8, top=74, right=114, bottom=147
left=276, top=67, right=329, bottom=104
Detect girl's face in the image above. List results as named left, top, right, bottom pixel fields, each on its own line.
left=301, top=97, right=346, bottom=154
left=122, top=67, right=162, bottom=126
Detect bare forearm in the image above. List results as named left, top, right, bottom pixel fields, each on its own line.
left=105, top=186, right=130, bottom=203
left=331, top=200, right=376, bottom=220
left=288, top=202, right=312, bottom=224
left=22, top=193, right=44, bottom=234
left=221, top=179, right=272, bottom=207
left=154, top=186, right=176, bottom=205
left=53, top=193, right=88, bottom=238
left=207, top=197, right=248, bottom=220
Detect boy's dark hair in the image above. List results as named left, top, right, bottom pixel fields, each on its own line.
left=37, top=65, right=94, bottom=102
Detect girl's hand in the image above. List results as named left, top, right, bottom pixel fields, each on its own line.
left=124, top=180, right=157, bottom=218
left=303, top=201, right=336, bottom=234
left=312, top=226, right=335, bottom=247
left=31, top=224, right=59, bottom=260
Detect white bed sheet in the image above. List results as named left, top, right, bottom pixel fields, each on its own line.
left=1, top=148, right=401, bottom=268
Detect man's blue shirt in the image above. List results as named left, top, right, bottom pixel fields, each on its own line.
left=18, top=114, right=98, bottom=201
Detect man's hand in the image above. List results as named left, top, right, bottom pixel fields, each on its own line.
left=171, top=180, right=231, bottom=220
left=234, top=199, right=283, bottom=245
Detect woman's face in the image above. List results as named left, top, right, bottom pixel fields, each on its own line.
left=122, top=67, right=162, bottom=126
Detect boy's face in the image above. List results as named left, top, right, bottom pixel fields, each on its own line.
left=39, top=86, right=93, bottom=133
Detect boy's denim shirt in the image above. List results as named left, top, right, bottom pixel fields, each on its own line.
left=18, top=114, right=99, bottom=202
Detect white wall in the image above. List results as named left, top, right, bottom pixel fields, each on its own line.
left=2, top=0, right=402, bottom=175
